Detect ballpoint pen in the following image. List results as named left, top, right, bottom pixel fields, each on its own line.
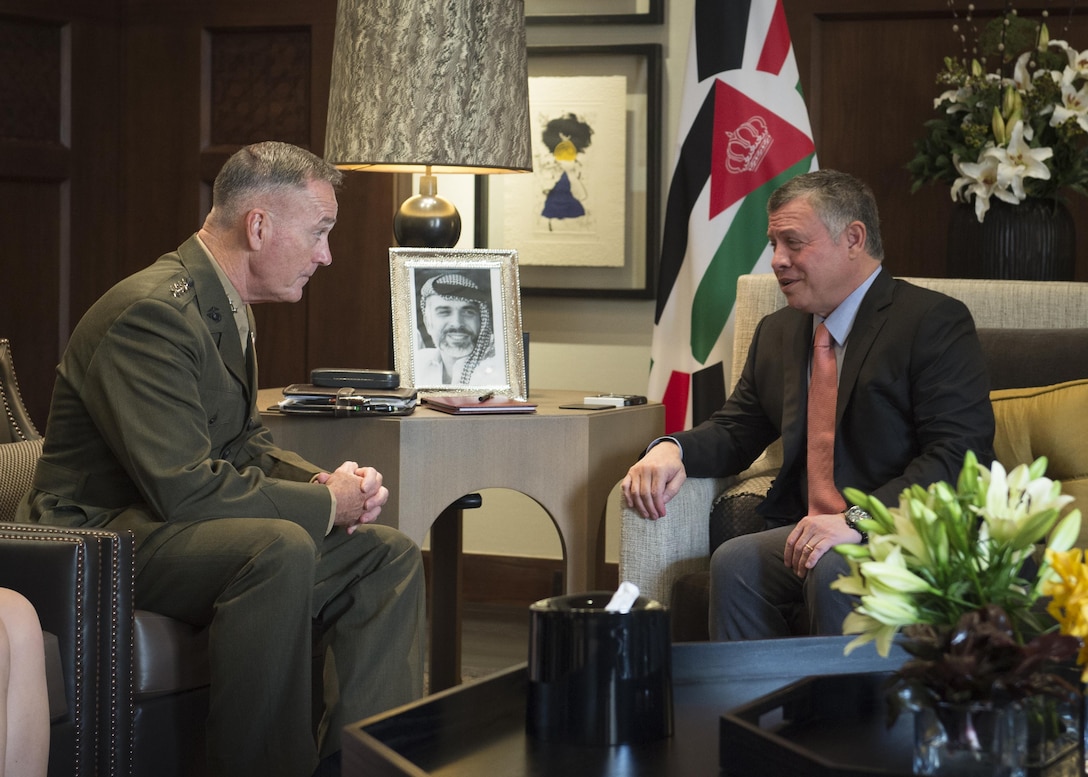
left=477, top=392, right=494, bottom=402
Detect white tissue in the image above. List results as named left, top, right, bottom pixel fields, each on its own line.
left=604, top=581, right=640, bottom=613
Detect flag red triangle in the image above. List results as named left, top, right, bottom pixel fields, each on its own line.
left=756, top=0, right=791, bottom=75
left=709, top=79, right=816, bottom=218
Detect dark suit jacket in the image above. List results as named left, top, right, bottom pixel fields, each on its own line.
left=18, top=236, right=331, bottom=554
left=674, top=270, right=996, bottom=520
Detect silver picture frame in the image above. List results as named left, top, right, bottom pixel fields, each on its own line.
left=390, top=248, right=526, bottom=399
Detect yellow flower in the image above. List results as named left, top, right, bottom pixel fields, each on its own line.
left=834, top=452, right=1083, bottom=672
left=1040, top=545, right=1088, bottom=682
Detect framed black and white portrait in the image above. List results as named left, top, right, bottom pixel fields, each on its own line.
left=390, top=248, right=526, bottom=398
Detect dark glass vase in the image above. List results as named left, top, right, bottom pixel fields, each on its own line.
left=947, top=198, right=1076, bottom=280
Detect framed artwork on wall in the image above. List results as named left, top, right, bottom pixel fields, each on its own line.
left=389, top=248, right=527, bottom=398
left=483, top=44, right=662, bottom=298
left=525, top=0, right=664, bottom=25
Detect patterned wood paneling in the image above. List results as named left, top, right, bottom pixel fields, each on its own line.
left=208, top=27, right=311, bottom=148
left=0, top=17, right=62, bottom=142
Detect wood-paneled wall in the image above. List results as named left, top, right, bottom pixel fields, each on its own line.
left=787, top=0, right=1088, bottom=283
left=1, top=0, right=1085, bottom=426
left=1, top=0, right=400, bottom=425
left=1, top=1, right=125, bottom=425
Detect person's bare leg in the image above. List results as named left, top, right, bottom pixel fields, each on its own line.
left=0, top=589, right=49, bottom=777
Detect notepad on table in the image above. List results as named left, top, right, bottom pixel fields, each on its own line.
left=422, top=395, right=537, bottom=415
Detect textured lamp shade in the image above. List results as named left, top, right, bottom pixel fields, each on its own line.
left=324, top=0, right=532, bottom=175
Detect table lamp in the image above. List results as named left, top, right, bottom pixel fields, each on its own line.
left=324, top=0, right=532, bottom=248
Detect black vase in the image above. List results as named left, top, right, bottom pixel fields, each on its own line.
left=947, top=198, right=1076, bottom=280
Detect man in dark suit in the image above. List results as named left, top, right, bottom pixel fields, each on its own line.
left=623, top=169, right=994, bottom=640
left=19, top=141, right=424, bottom=777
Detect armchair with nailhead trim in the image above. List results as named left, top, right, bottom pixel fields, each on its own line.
left=0, top=338, right=212, bottom=777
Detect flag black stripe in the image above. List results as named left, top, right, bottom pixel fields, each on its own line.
left=654, top=90, right=715, bottom=323
left=695, top=0, right=753, bottom=81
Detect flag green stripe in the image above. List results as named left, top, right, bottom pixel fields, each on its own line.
left=690, top=155, right=815, bottom=363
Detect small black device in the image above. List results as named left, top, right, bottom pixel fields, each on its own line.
left=310, top=368, right=399, bottom=390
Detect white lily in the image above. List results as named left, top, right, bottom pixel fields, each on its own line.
left=983, top=459, right=1074, bottom=520
left=952, top=154, right=1019, bottom=221
left=841, top=610, right=900, bottom=657
left=935, top=86, right=971, bottom=113
left=885, top=509, right=932, bottom=565
left=1056, top=40, right=1088, bottom=77
left=830, top=558, right=868, bottom=597
left=832, top=556, right=917, bottom=657
left=859, top=546, right=935, bottom=595
left=1013, top=51, right=1035, bottom=91
left=858, top=589, right=921, bottom=627
left=982, top=121, right=1053, bottom=200
left=974, top=458, right=1075, bottom=548
left=1052, top=76, right=1088, bottom=133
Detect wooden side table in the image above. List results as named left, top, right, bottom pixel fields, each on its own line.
left=259, top=388, right=664, bottom=690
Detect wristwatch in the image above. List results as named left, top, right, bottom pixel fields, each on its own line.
left=843, top=506, right=870, bottom=541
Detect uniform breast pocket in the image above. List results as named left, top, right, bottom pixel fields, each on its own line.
left=201, top=383, right=247, bottom=452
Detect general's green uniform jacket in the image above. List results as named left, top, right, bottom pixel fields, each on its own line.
left=18, top=236, right=331, bottom=551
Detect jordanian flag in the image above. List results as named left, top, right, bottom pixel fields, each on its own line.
left=647, top=0, right=817, bottom=433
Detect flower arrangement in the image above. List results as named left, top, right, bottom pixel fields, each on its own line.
left=830, top=451, right=1084, bottom=711
left=908, top=8, right=1088, bottom=222
left=1039, top=545, right=1088, bottom=673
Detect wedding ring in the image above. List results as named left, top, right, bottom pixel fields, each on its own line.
left=804, top=543, right=814, bottom=552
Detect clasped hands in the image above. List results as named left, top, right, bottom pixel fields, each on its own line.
left=316, top=460, right=388, bottom=534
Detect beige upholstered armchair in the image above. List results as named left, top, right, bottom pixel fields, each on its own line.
left=619, top=275, right=1088, bottom=641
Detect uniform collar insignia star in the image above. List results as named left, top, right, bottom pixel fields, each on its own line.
left=169, top=277, right=193, bottom=298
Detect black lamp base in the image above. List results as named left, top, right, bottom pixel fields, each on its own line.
left=394, top=193, right=462, bottom=249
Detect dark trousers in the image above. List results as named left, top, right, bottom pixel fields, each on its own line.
left=709, top=523, right=856, bottom=640
left=134, top=518, right=426, bottom=777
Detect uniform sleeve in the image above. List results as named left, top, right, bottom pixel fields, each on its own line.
left=81, top=299, right=333, bottom=543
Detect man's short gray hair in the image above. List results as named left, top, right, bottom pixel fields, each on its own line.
left=210, top=141, right=344, bottom=226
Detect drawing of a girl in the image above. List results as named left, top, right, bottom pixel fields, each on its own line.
left=539, top=113, right=592, bottom=229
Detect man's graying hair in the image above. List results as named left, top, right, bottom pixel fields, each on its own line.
left=768, top=169, right=884, bottom=260
left=211, top=141, right=344, bottom=226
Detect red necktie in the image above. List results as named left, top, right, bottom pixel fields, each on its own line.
left=807, top=322, right=845, bottom=515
